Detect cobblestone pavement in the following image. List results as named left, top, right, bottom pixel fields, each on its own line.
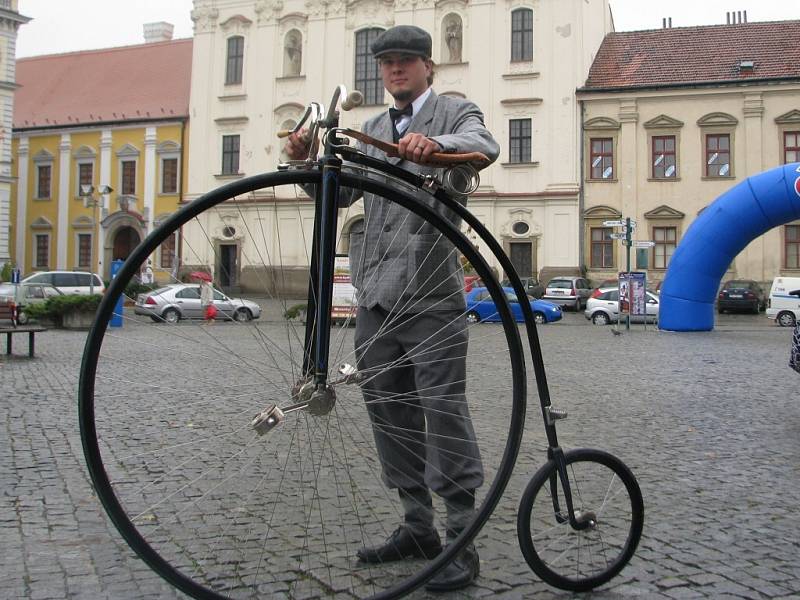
left=2, top=306, right=799, bottom=599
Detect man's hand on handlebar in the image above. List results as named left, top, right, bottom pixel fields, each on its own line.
left=397, top=133, right=443, bottom=165
left=285, top=128, right=312, bottom=160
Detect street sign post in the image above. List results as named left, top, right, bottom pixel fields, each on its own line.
left=603, top=220, right=625, bottom=227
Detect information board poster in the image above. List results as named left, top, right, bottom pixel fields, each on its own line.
left=619, top=272, right=646, bottom=316
left=332, top=255, right=357, bottom=322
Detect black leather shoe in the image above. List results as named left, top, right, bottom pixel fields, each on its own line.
left=357, top=526, right=442, bottom=563
left=425, top=543, right=479, bottom=592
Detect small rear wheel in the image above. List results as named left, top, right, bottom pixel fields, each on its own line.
left=777, top=311, right=796, bottom=327
left=517, top=448, right=643, bottom=591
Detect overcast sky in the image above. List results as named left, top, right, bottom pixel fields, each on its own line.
left=15, top=0, right=800, bottom=58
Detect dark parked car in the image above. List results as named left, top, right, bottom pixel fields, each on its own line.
left=500, top=277, right=545, bottom=298
left=717, top=280, right=766, bottom=314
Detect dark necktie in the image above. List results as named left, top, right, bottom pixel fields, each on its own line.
left=389, top=105, right=413, bottom=143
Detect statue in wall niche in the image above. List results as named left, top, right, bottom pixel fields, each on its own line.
left=445, top=17, right=462, bottom=63
left=284, top=31, right=302, bottom=76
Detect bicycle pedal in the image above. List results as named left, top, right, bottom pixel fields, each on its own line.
left=545, top=406, right=568, bottom=425
left=251, top=404, right=285, bottom=435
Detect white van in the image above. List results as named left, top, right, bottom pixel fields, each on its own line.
left=766, top=276, right=800, bottom=326
left=22, top=271, right=105, bottom=295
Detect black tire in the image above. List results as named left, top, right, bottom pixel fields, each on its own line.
left=533, top=311, right=545, bottom=325
left=17, top=310, right=29, bottom=325
left=517, top=448, right=643, bottom=592
left=233, top=308, right=252, bottom=322
left=466, top=310, right=480, bottom=324
left=161, top=308, right=179, bottom=324
left=79, top=169, right=526, bottom=600
left=591, top=312, right=610, bottom=326
left=777, top=311, right=796, bottom=327
left=149, top=315, right=161, bottom=323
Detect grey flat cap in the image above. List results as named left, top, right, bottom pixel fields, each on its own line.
left=371, top=25, right=432, bottom=59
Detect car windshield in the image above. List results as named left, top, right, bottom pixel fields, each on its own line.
left=548, top=280, right=572, bottom=289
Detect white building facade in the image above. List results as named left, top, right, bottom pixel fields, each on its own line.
left=184, top=0, right=612, bottom=292
left=0, top=0, right=29, bottom=269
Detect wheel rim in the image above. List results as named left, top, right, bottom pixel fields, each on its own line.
left=234, top=309, right=249, bottom=322
left=163, top=310, right=178, bottom=323
left=592, top=313, right=608, bottom=325
left=466, top=311, right=479, bottom=323
left=779, top=313, right=795, bottom=327
left=518, top=449, right=643, bottom=591
left=533, top=312, right=545, bottom=324
left=79, top=170, right=526, bottom=600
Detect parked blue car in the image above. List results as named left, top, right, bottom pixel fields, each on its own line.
left=465, top=287, right=563, bottom=324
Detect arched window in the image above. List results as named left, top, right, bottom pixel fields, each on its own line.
left=226, top=35, right=244, bottom=85
left=511, top=8, right=533, bottom=62
left=354, top=28, right=385, bottom=105
left=284, top=30, right=303, bottom=76
left=442, top=14, right=463, bottom=63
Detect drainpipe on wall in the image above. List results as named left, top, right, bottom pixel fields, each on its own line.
left=578, top=99, right=586, bottom=274
left=176, top=118, right=186, bottom=279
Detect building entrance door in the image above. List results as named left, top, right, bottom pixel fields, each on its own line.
left=113, top=226, right=141, bottom=262
left=510, top=241, right=534, bottom=278
left=218, top=244, right=238, bottom=290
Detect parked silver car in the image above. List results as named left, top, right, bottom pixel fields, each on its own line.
left=543, top=276, right=593, bottom=311
left=0, top=282, right=64, bottom=324
left=134, top=284, right=262, bottom=323
left=22, top=270, right=105, bottom=295
left=584, top=286, right=659, bottom=325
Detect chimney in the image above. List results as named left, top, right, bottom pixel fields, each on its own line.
left=143, top=22, right=174, bottom=43
left=662, top=17, right=672, bottom=28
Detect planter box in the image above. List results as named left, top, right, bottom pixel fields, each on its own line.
left=62, top=310, right=96, bottom=330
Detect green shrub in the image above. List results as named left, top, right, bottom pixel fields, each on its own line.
left=124, top=282, right=159, bottom=301
left=24, top=294, right=103, bottom=321
left=0, top=262, right=12, bottom=283
left=283, top=303, right=307, bottom=320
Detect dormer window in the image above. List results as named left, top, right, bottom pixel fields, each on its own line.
left=738, top=60, right=755, bottom=73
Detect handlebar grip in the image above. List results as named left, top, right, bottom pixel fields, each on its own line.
left=277, top=130, right=292, bottom=138
left=341, top=90, right=364, bottom=111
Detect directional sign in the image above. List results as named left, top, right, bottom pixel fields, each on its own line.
left=633, top=240, right=655, bottom=248
left=610, top=232, right=627, bottom=240
left=603, top=220, right=625, bottom=227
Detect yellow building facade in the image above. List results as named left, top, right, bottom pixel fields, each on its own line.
left=10, top=34, right=192, bottom=282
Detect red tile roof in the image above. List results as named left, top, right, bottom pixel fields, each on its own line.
left=14, top=39, right=192, bottom=130
left=582, top=20, right=800, bottom=91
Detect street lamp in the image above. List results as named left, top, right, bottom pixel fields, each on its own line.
left=80, top=184, right=113, bottom=295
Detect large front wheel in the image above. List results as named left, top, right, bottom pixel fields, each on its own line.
left=517, top=448, right=644, bottom=591
left=79, top=169, right=527, bottom=600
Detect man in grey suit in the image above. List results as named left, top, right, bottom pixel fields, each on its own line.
left=285, top=24, right=499, bottom=592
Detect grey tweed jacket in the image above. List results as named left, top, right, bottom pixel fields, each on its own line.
left=341, top=89, right=500, bottom=313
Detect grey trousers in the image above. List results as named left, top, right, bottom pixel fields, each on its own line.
left=354, top=305, right=484, bottom=500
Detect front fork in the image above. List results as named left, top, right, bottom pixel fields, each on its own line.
left=548, top=446, right=597, bottom=531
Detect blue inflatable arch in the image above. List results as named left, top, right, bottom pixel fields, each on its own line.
left=659, top=163, right=800, bottom=331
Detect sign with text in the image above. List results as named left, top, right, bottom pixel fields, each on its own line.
left=619, top=271, right=647, bottom=316
left=332, top=255, right=357, bottom=322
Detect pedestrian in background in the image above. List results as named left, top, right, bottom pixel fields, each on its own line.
left=200, top=278, right=216, bottom=325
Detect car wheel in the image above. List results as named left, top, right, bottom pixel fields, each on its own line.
left=234, top=308, right=252, bottom=322
left=149, top=315, right=162, bottom=323
left=591, top=312, right=610, bottom=326
left=717, top=307, right=724, bottom=314
left=573, top=298, right=582, bottom=312
left=533, top=311, right=546, bottom=325
left=17, top=310, right=29, bottom=325
left=162, top=308, right=180, bottom=324
left=752, top=302, right=760, bottom=315
left=466, top=311, right=480, bottom=324
left=777, top=311, right=796, bottom=327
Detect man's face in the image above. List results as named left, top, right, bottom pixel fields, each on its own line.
left=378, top=53, right=431, bottom=104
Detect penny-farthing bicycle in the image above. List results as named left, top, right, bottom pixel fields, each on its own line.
left=79, top=85, right=643, bottom=599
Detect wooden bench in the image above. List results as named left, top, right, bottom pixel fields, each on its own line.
left=0, top=301, right=47, bottom=358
